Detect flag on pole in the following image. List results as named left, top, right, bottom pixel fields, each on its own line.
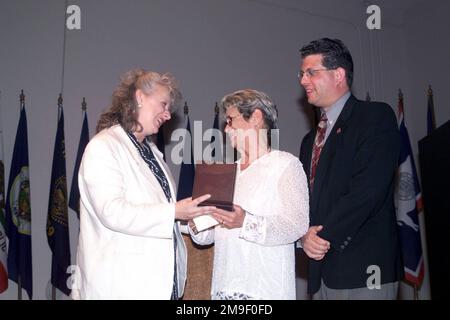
left=5, top=96, right=33, bottom=299
left=395, top=90, right=425, bottom=286
left=427, top=86, right=436, bottom=135
left=211, top=102, right=223, bottom=162
left=177, top=103, right=195, bottom=200
left=46, top=100, right=71, bottom=296
left=0, top=126, right=8, bottom=293
left=211, top=103, right=219, bottom=159
left=69, top=102, right=89, bottom=219
left=204, top=102, right=223, bottom=163
left=156, top=124, right=166, bottom=161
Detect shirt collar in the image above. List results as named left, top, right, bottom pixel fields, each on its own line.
left=321, top=92, right=351, bottom=127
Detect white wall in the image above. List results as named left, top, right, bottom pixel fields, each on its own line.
left=0, top=0, right=447, bottom=300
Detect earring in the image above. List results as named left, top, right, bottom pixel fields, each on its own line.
left=138, top=101, right=142, bottom=108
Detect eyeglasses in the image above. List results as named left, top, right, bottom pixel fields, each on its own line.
left=297, top=68, right=335, bottom=79
left=224, top=114, right=243, bottom=126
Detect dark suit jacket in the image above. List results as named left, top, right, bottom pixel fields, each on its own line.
left=300, top=94, right=404, bottom=294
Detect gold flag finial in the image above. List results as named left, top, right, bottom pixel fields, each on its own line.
left=58, top=93, right=63, bottom=108
left=428, top=85, right=433, bottom=97
left=81, top=97, right=87, bottom=111
left=19, top=89, right=25, bottom=106
left=183, top=101, right=189, bottom=115
left=214, top=102, right=219, bottom=114
left=398, top=89, right=403, bottom=100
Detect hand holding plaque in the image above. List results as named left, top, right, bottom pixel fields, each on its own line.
left=191, top=163, right=237, bottom=231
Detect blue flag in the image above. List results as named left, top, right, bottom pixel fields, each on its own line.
left=0, top=127, right=8, bottom=293
left=210, top=110, right=224, bottom=163
left=211, top=112, right=219, bottom=159
left=177, top=116, right=195, bottom=200
left=427, top=88, right=436, bottom=135
left=395, top=97, right=424, bottom=286
left=46, top=107, right=71, bottom=296
left=156, top=124, right=166, bottom=161
left=5, top=106, right=32, bottom=299
left=69, top=111, right=89, bottom=219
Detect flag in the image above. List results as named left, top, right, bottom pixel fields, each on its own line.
left=156, top=124, right=166, bottom=161
left=5, top=106, right=32, bottom=299
left=0, top=127, right=8, bottom=293
left=211, top=104, right=223, bottom=162
left=395, top=93, right=425, bottom=286
left=177, top=115, right=195, bottom=200
left=427, top=86, right=436, bottom=135
left=46, top=106, right=71, bottom=296
left=205, top=103, right=224, bottom=163
left=211, top=112, right=219, bottom=158
left=69, top=110, right=89, bottom=219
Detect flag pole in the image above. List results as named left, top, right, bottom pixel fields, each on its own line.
left=60, top=0, right=68, bottom=97
left=51, top=94, right=64, bottom=301
left=213, top=102, right=220, bottom=162
left=17, top=275, right=22, bottom=300
left=20, top=89, right=25, bottom=110
left=398, top=88, right=424, bottom=299
left=17, top=90, right=26, bottom=300
left=184, top=101, right=189, bottom=116
left=58, top=94, right=63, bottom=120
left=214, top=101, right=219, bottom=115
left=81, top=97, right=87, bottom=113
left=428, top=85, right=436, bottom=130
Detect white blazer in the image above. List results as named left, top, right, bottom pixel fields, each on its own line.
left=72, top=125, right=187, bottom=300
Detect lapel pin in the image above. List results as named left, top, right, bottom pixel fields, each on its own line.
left=336, top=128, right=342, bottom=134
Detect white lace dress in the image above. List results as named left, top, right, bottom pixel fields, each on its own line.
left=189, top=150, right=309, bottom=300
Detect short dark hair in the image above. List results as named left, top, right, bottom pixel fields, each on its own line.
left=300, top=38, right=354, bottom=88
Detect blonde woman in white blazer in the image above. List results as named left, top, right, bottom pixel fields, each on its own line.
left=72, top=69, right=214, bottom=300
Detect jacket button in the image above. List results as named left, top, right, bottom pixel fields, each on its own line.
left=340, top=245, right=345, bottom=250
left=347, top=236, right=351, bottom=241
left=344, top=241, right=348, bottom=245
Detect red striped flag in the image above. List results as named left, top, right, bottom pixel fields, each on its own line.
left=395, top=92, right=425, bottom=286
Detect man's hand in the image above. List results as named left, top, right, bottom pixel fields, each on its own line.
left=302, top=225, right=330, bottom=261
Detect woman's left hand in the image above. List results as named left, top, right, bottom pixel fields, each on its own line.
left=211, top=204, right=246, bottom=229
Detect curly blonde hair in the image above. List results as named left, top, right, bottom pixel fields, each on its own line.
left=96, top=69, right=181, bottom=133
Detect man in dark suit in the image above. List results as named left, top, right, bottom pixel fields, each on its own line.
left=298, top=38, right=404, bottom=299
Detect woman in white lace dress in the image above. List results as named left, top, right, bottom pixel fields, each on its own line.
left=188, top=89, right=309, bottom=300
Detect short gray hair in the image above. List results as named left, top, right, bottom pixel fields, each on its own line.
left=220, top=89, right=278, bottom=130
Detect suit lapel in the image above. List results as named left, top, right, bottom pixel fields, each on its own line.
left=310, top=95, right=358, bottom=216
left=302, top=132, right=314, bottom=180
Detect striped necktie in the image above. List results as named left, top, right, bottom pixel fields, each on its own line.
left=310, top=112, right=328, bottom=190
